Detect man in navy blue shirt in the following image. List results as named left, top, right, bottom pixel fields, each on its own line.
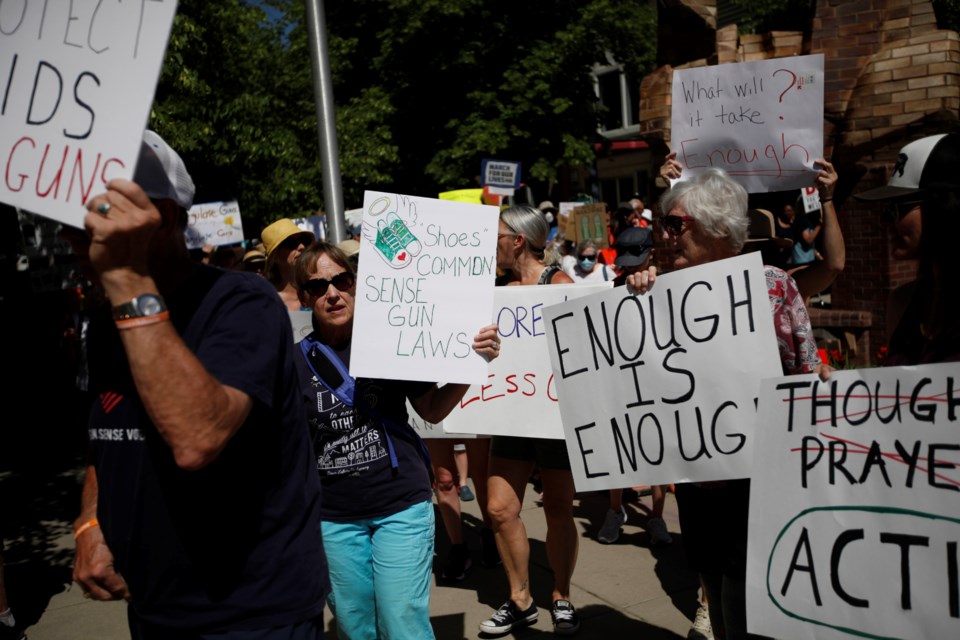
left=69, top=131, right=326, bottom=639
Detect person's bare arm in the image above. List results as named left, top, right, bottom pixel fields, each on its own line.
left=792, top=159, right=845, bottom=299
left=72, top=465, right=130, bottom=601
left=85, top=180, right=252, bottom=471
left=410, top=324, right=500, bottom=422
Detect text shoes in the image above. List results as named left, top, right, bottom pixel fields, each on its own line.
left=479, top=600, right=538, bottom=635
left=551, top=600, right=581, bottom=636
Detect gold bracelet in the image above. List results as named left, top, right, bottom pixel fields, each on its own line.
left=115, top=311, right=171, bottom=331
left=74, top=518, right=100, bottom=539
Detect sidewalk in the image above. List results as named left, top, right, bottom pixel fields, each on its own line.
left=5, top=467, right=699, bottom=640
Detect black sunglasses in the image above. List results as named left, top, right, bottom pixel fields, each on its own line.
left=300, top=271, right=355, bottom=297
left=656, top=215, right=695, bottom=235
left=881, top=200, right=922, bottom=224
left=577, top=253, right=596, bottom=261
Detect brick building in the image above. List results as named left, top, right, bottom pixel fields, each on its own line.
left=637, top=0, right=960, bottom=364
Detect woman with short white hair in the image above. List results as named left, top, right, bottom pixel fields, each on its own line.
left=655, top=165, right=822, bottom=640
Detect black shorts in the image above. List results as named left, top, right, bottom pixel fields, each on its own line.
left=490, top=436, right=571, bottom=471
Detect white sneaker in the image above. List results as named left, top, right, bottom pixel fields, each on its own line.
left=688, top=601, right=714, bottom=639
left=647, top=516, right=673, bottom=545
left=597, top=507, right=627, bottom=544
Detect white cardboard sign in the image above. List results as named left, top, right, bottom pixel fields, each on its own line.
left=746, top=364, right=960, bottom=640
left=542, top=253, right=781, bottom=490
left=184, top=200, right=244, bottom=249
left=671, top=54, right=824, bottom=193
left=801, top=186, right=821, bottom=214
left=442, top=282, right=612, bottom=439
left=351, top=191, right=499, bottom=384
left=0, top=1, right=179, bottom=227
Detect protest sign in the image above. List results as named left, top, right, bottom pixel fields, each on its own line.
left=671, top=54, right=824, bottom=193
left=481, top=159, right=521, bottom=190
left=443, top=283, right=612, bottom=439
left=351, top=191, right=498, bottom=384
left=746, top=364, right=960, bottom=640
left=542, top=252, right=781, bottom=490
left=571, top=204, right=609, bottom=248
left=184, top=201, right=243, bottom=249
left=1, top=1, right=179, bottom=228
left=800, top=185, right=821, bottom=214
left=289, top=309, right=313, bottom=344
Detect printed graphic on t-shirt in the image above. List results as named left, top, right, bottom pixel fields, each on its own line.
left=309, top=378, right=388, bottom=476
left=90, top=391, right=145, bottom=443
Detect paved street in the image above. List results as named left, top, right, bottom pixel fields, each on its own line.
left=3, top=462, right=699, bottom=640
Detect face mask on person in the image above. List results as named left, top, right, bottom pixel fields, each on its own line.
left=578, top=256, right=596, bottom=271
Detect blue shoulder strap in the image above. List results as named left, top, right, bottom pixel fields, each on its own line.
left=299, top=335, right=432, bottom=478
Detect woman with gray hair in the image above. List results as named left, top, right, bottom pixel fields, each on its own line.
left=481, top=205, right=581, bottom=636
left=657, top=167, right=749, bottom=269
left=654, top=166, right=823, bottom=640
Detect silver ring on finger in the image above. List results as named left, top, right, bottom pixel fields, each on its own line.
left=97, top=202, right=112, bottom=215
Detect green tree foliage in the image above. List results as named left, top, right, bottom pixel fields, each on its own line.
left=727, top=0, right=814, bottom=35
left=151, top=1, right=323, bottom=230
left=933, top=0, right=960, bottom=31
left=319, top=0, right=656, bottom=200
left=151, top=1, right=656, bottom=228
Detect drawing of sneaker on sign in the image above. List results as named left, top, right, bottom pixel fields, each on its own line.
left=373, top=212, right=422, bottom=269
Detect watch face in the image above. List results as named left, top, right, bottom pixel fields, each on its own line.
left=137, top=295, right=166, bottom=316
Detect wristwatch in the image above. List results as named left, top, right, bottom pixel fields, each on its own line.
left=112, top=294, right=168, bottom=321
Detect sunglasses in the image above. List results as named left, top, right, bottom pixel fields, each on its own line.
left=577, top=253, right=596, bottom=261
left=657, top=215, right=695, bottom=236
left=300, top=271, right=355, bottom=297
left=881, top=200, right=922, bottom=224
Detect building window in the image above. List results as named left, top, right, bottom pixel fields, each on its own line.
left=594, top=62, right=640, bottom=136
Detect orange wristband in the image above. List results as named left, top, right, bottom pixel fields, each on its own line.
left=115, top=311, right=170, bottom=330
left=74, top=518, right=100, bottom=539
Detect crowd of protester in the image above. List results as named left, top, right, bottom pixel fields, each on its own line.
left=0, top=130, right=953, bottom=640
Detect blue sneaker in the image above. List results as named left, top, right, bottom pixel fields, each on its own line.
left=459, top=484, right=476, bottom=502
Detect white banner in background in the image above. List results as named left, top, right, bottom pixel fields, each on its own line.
left=185, top=200, right=244, bottom=249
left=443, top=282, right=612, bottom=439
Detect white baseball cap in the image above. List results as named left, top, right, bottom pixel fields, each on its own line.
left=854, top=133, right=960, bottom=201
left=134, top=130, right=196, bottom=209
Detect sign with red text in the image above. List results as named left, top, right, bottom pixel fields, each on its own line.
left=1, top=1, right=179, bottom=228
left=671, top=54, right=824, bottom=193
left=184, top=200, right=244, bottom=249
left=801, top=186, right=821, bottom=214
left=442, top=283, right=611, bottom=439
left=542, top=252, right=781, bottom=490
left=746, top=364, right=960, bottom=640
left=351, top=191, right=499, bottom=385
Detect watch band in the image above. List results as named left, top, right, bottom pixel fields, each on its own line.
left=112, top=293, right=168, bottom=321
